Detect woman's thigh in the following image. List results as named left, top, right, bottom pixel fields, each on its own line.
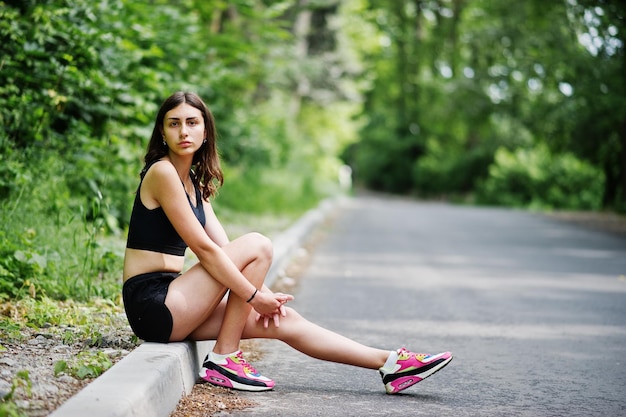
left=165, top=233, right=273, bottom=340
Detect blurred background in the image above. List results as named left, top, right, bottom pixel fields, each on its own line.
left=0, top=0, right=624, bottom=301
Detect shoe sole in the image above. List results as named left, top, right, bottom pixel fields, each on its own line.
left=385, top=355, right=453, bottom=394
left=200, top=367, right=274, bottom=392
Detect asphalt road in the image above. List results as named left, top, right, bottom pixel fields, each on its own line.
left=230, top=195, right=626, bottom=417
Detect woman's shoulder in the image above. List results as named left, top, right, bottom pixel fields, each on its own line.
left=144, top=159, right=177, bottom=179
left=142, top=160, right=182, bottom=197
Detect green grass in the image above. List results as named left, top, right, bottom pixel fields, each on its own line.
left=0, top=297, right=132, bottom=346
left=0, top=370, right=31, bottom=417
left=0, top=206, right=123, bottom=302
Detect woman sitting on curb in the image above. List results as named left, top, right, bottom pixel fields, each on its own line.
left=122, top=91, right=453, bottom=394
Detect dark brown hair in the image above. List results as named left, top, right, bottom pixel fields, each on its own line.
left=143, top=92, right=224, bottom=199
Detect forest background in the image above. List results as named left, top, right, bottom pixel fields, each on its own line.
left=0, top=0, right=625, bottom=333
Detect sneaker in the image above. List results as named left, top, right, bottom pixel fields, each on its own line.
left=199, top=350, right=275, bottom=391
left=379, top=348, right=452, bottom=394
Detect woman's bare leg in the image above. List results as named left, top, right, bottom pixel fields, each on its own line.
left=189, top=302, right=391, bottom=370
left=210, top=233, right=272, bottom=354
left=165, top=232, right=272, bottom=348
left=249, top=308, right=391, bottom=369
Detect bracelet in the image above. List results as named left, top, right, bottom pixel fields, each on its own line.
left=246, top=289, right=258, bottom=303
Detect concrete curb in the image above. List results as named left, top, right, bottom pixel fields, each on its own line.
left=50, top=197, right=342, bottom=417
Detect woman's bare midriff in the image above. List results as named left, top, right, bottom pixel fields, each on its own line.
left=122, top=248, right=186, bottom=282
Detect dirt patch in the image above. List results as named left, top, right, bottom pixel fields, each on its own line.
left=0, top=310, right=137, bottom=417
left=171, top=383, right=256, bottom=416
left=169, top=340, right=263, bottom=417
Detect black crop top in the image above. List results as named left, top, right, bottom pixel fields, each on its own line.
left=126, top=162, right=206, bottom=256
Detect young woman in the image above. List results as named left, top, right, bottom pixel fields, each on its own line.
left=122, top=91, right=452, bottom=394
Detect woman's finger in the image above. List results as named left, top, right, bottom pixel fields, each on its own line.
left=275, top=293, right=294, bottom=304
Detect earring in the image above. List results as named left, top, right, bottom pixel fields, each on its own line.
left=162, top=139, right=167, bottom=146
left=203, top=139, right=207, bottom=144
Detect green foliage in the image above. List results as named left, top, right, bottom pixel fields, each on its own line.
left=413, top=144, right=494, bottom=196
left=215, top=166, right=322, bottom=217
left=0, top=370, right=31, bottom=417
left=350, top=133, right=418, bottom=193
left=0, top=0, right=120, bottom=148
left=0, top=401, right=27, bottom=417
left=0, top=318, right=23, bottom=343
left=348, top=0, right=625, bottom=209
left=53, top=351, right=112, bottom=380
left=0, top=186, right=124, bottom=301
left=1, top=297, right=117, bottom=334
left=0, top=228, right=49, bottom=300
left=476, top=145, right=604, bottom=210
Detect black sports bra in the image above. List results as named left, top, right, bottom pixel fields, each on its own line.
left=125, top=161, right=206, bottom=256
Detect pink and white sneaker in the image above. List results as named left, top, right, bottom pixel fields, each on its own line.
left=199, top=350, right=275, bottom=391
left=379, top=348, right=453, bottom=394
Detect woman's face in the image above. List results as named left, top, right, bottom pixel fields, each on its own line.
left=162, top=103, right=206, bottom=156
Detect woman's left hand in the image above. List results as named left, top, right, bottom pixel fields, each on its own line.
left=255, top=292, right=293, bottom=328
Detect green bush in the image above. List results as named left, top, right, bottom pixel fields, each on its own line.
left=413, top=142, right=494, bottom=196
left=351, top=134, right=418, bottom=193
left=214, top=165, right=322, bottom=217
left=0, top=150, right=127, bottom=301
left=0, top=0, right=121, bottom=149
left=476, top=145, right=604, bottom=210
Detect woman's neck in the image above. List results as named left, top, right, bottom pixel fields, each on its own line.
left=166, top=154, right=193, bottom=183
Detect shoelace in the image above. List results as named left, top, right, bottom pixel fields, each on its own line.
left=235, top=351, right=259, bottom=374
left=398, top=348, right=428, bottom=362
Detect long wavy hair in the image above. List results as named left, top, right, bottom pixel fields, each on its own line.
left=142, top=92, right=224, bottom=200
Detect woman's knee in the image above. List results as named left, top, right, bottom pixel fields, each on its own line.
left=275, top=307, right=307, bottom=342
left=284, top=306, right=300, bottom=320
left=281, top=307, right=304, bottom=330
left=246, top=232, right=273, bottom=263
left=225, top=232, right=273, bottom=271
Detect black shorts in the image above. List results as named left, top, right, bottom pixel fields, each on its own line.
left=122, top=271, right=179, bottom=343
